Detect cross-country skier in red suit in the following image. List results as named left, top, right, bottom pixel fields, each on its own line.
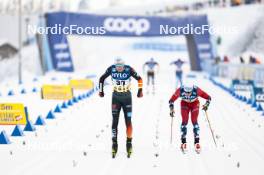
left=169, top=85, right=211, bottom=153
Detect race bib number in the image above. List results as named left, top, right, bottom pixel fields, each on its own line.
left=113, top=79, right=131, bottom=92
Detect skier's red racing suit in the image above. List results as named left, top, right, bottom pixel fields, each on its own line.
left=169, top=86, right=211, bottom=144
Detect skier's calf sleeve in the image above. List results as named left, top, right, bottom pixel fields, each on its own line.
left=138, top=79, right=143, bottom=89
left=181, top=125, right=187, bottom=137
left=193, top=124, right=200, bottom=137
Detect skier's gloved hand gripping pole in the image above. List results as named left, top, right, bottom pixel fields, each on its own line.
left=99, top=84, right=104, bottom=97
left=98, top=68, right=111, bottom=97
left=168, top=89, right=181, bottom=144
left=169, top=102, right=175, bottom=144
left=202, top=99, right=210, bottom=111
left=169, top=102, right=175, bottom=117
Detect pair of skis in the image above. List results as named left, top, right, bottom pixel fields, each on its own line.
left=112, top=149, right=132, bottom=158
left=112, top=142, right=132, bottom=158
left=181, top=143, right=201, bottom=154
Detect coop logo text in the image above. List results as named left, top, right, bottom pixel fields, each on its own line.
left=104, top=18, right=150, bottom=35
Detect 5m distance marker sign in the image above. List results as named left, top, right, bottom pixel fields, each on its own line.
left=0, top=103, right=27, bottom=125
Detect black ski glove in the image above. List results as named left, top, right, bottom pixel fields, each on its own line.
left=137, top=88, right=143, bottom=98
left=99, top=91, right=104, bottom=97
left=202, top=100, right=210, bottom=111
left=169, top=102, right=175, bottom=117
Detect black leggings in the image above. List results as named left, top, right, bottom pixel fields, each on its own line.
left=147, top=71, right=155, bottom=85
left=112, top=91, right=132, bottom=141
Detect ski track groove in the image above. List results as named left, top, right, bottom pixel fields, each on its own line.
left=210, top=80, right=264, bottom=160
left=7, top=97, right=104, bottom=175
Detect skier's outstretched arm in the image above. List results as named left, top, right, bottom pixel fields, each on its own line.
left=156, top=62, right=160, bottom=73
left=197, top=87, right=211, bottom=111
left=131, top=67, right=143, bottom=98
left=169, top=88, right=180, bottom=104
left=98, top=66, right=111, bottom=97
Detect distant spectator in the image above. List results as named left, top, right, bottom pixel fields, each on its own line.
left=249, top=55, right=254, bottom=63
left=231, top=0, right=241, bottom=6
left=249, top=55, right=256, bottom=64
left=223, top=55, right=229, bottom=62
left=212, top=56, right=221, bottom=76
left=255, top=58, right=261, bottom=64
left=215, top=56, right=221, bottom=64
left=222, top=0, right=227, bottom=7
left=213, top=0, right=221, bottom=6
left=239, top=56, right=245, bottom=64
left=217, top=36, right=222, bottom=45
left=249, top=55, right=261, bottom=64
left=245, top=0, right=254, bottom=4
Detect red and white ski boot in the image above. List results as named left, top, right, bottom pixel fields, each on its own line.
left=194, top=143, right=201, bottom=154
left=180, top=143, right=187, bottom=154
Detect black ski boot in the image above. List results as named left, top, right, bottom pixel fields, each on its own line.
left=112, top=139, right=118, bottom=158
left=126, top=138, right=132, bottom=158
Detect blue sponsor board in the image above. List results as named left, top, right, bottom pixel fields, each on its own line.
left=253, top=87, right=264, bottom=102
left=45, top=12, right=214, bottom=72
left=231, top=79, right=264, bottom=103
left=231, top=79, right=255, bottom=92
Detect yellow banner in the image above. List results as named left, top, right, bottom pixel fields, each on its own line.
left=69, top=79, right=94, bottom=90
left=0, top=103, right=27, bottom=125
left=41, top=85, right=73, bottom=100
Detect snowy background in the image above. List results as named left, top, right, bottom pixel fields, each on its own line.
left=0, top=1, right=264, bottom=175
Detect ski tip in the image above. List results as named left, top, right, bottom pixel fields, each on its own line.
left=195, top=149, right=201, bottom=154
left=112, top=153, right=116, bottom=159
left=112, top=150, right=117, bottom=159
left=181, top=148, right=188, bottom=154
left=181, top=150, right=187, bottom=154
left=127, top=151, right=132, bottom=158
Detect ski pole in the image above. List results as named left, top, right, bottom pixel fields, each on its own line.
left=204, top=111, right=217, bottom=147
left=170, top=115, right=174, bottom=144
